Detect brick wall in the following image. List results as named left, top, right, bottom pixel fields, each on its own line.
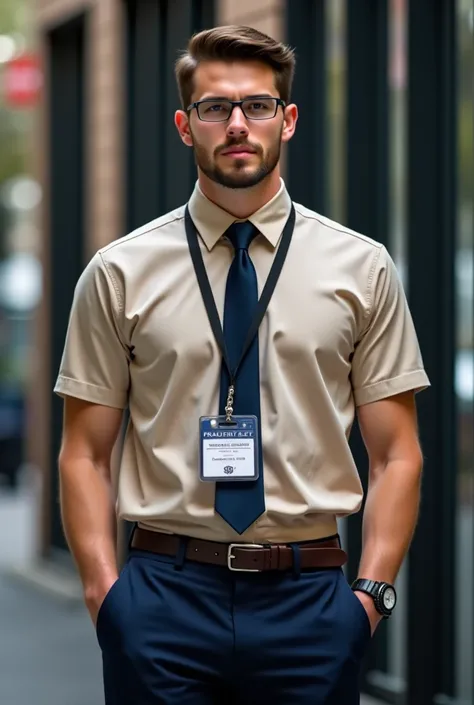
left=218, top=0, right=283, bottom=38
left=86, top=0, right=125, bottom=254
left=37, top=0, right=92, bottom=29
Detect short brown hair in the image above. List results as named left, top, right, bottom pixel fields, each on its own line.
left=175, top=25, right=296, bottom=110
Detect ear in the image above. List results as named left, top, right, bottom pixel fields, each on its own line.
left=175, top=110, right=193, bottom=147
left=281, top=103, right=298, bottom=144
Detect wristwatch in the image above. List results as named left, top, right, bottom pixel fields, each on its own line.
left=351, top=578, right=397, bottom=618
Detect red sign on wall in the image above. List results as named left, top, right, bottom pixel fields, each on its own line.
left=3, top=54, right=43, bottom=108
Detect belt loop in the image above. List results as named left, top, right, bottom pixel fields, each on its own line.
left=174, top=537, right=188, bottom=571
left=290, top=543, right=301, bottom=580
left=127, top=523, right=138, bottom=553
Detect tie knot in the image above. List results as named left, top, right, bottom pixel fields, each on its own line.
left=226, top=221, right=258, bottom=251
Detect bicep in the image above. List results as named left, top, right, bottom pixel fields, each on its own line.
left=357, top=391, right=422, bottom=469
left=59, top=396, right=124, bottom=471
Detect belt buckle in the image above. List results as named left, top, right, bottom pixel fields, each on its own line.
left=227, top=543, right=265, bottom=572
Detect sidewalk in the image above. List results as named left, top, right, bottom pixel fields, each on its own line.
left=0, top=572, right=103, bottom=705
left=0, top=479, right=104, bottom=705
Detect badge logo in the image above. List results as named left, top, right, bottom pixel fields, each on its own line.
left=223, top=466, right=234, bottom=475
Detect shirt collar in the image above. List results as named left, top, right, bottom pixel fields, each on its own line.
left=187, top=178, right=292, bottom=251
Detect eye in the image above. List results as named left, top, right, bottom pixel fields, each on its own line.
left=203, top=102, right=227, bottom=113
left=243, top=100, right=275, bottom=117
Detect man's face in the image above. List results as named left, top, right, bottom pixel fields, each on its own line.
left=176, top=60, right=296, bottom=189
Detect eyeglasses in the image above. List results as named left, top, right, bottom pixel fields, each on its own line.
left=187, top=97, right=286, bottom=122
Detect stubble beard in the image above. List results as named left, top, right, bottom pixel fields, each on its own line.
left=192, top=133, right=282, bottom=190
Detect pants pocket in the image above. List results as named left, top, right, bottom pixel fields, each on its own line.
left=338, top=571, right=372, bottom=658
left=96, top=561, right=132, bottom=649
left=348, top=584, right=372, bottom=641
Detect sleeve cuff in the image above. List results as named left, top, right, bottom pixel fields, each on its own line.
left=354, top=369, right=431, bottom=407
left=54, top=375, right=128, bottom=409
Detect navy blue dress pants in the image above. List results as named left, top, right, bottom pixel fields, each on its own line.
left=96, top=546, right=371, bottom=704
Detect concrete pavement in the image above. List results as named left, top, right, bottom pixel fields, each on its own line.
left=0, top=572, right=103, bottom=705
left=0, top=476, right=104, bottom=705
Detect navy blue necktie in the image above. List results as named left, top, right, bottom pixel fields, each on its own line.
left=215, top=221, right=266, bottom=534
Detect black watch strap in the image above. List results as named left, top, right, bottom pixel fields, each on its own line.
left=352, top=578, right=378, bottom=593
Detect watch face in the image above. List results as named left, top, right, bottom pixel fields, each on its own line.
left=382, top=586, right=397, bottom=610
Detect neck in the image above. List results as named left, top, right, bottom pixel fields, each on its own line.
left=197, top=169, right=281, bottom=219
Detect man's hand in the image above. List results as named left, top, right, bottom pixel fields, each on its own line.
left=353, top=590, right=383, bottom=636
left=85, top=575, right=119, bottom=627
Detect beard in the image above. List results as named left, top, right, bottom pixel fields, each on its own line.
left=191, top=129, right=282, bottom=189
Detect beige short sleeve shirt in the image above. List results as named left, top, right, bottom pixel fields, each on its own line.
left=54, top=180, right=430, bottom=543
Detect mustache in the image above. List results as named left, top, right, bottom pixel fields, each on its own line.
left=215, top=140, right=262, bottom=156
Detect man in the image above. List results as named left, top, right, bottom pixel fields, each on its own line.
left=55, top=25, right=429, bottom=705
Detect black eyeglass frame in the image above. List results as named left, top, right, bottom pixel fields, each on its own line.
left=186, top=97, right=286, bottom=122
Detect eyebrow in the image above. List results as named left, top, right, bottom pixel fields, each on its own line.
left=199, top=94, right=276, bottom=101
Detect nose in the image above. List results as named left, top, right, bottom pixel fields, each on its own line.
left=226, top=105, right=249, bottom=138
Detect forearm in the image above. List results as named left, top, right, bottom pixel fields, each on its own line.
left=357, top=459, right=422, bottom=583
left=59, top=458, right=118, bottom=598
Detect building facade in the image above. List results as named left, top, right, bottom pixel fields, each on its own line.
left=32, top=2, right=473, bottom=704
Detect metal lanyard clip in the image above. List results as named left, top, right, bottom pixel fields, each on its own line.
left=224, top=384, right=235, bottom=423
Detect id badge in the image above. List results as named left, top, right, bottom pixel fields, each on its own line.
left=199, top=415, right=260, bottom=482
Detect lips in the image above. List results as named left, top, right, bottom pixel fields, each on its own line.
left=220, top=146, right=256, bottom=156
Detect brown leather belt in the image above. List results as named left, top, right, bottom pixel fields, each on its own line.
left=131, top=527, right=347, bottom=572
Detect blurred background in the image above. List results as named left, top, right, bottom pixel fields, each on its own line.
left=0, top=1, right=472, bottom=704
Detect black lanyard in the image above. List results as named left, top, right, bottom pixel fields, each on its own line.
left=185, top=203, right=295, bottom=412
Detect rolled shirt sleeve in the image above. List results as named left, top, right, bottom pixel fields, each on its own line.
left=54, top=252, right=130, bottom=409
left=351, top=246, right=430, bottom=406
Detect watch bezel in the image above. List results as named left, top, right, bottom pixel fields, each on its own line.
left=379, top=584, right=397, bottom=612
left=375, top=583, right=397, bottom=616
